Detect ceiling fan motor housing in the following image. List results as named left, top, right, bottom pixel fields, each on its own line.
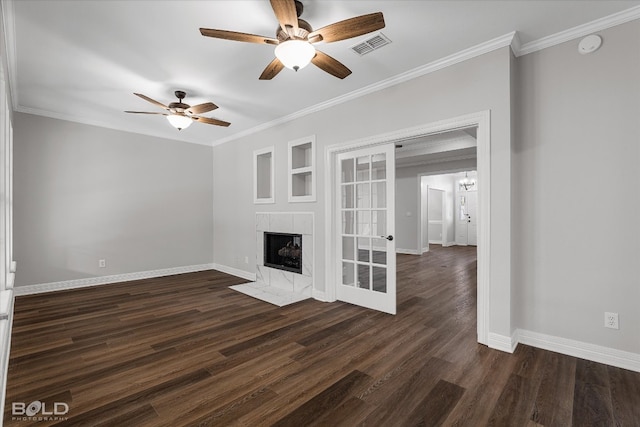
left=170, top=91, right=190, bottom=112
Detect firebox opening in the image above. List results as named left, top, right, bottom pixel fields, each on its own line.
left=264, top=232, right=303, bottom=274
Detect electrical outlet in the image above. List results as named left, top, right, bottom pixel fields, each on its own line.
left=98, top=259, right=106, bottom=268
left=244, top=256, right=249, bottom=264
left=604, top=312, right=619, bottom=329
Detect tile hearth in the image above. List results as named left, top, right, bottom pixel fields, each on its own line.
left=229, top=282, right=310, bottom=307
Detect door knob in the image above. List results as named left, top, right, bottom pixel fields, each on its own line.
left=380, top=235, right=394, bottom=241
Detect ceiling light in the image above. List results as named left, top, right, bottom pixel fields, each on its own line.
left=166, top=114, right=192, bottom=131
left=459, top=172, right=476, bottom=191
left=275, top=40, right=316, bottom=71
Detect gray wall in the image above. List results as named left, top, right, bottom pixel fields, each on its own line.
left=213, top=47, right=513, bottom=336
left=14, top=113, right=214, bottom=286
left=513, top=20, right=640, bottom=353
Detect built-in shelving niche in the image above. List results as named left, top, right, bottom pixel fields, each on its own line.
left=288, top=135, right=316, bottom=203
left=253, top=146, right=275, bottom=204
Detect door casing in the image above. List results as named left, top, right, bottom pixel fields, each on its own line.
left=324, top=110, right=491, bottom=345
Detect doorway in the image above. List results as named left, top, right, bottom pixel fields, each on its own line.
left=324, top=110, right=491, bottom=345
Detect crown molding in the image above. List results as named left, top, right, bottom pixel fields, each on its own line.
left=15, top=105, right=212, bottom=147
left=515, top=5, right=640, bottom=57
left=211, top=32, right=516, bottom=147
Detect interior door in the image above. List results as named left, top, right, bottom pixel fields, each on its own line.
left=456, top=194, right=468, bottom=245
left=336, top=144, right=396, bottom=314
left=467, top=191, right=478, bottom=246
left=427, top=188, right=444, bottom=244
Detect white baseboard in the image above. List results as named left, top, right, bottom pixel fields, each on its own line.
left=212, top=263, right=256, bottom=282
left=0, top=289, right=15, bottom=422
left=312, top=289, right=331, bottom=302
left=13, top=263, right=217, bottom=296
left=396, top=248, right=420, bottom=255
left=488, top=331, right=518, bottom=353
left=518, top=329, right=640, bottom=373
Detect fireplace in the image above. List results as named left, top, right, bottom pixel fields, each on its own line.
left=264, top=232, right=302, bottom=274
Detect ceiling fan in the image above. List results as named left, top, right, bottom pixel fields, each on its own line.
left=200, top=0, right=385, bottom=80
left=125, top=91, right=231, bottom=130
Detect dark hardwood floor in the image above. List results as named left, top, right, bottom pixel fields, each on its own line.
left=4, top=245, right=640, bottom=426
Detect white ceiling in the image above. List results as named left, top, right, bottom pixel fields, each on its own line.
left=5, top=0, right=640, bottom=146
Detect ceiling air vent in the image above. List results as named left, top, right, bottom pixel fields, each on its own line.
left=350, top=32, right=391, bottom=56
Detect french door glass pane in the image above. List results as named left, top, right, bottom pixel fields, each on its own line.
left=372, top=238, right=387, bottom=265
left=356, top=183, right=370, bottom=209
left=356, top=156, right=370, bottom=181
left=371, top=154, right=386, bottom=180
left=342, top=184, right=354, bottom=208
left=357, top=237, right=370, bottom=262
left=342, top=211, right=355, bottom=234
left=372, top=210, right=386, bottom=236
left=356, top=211, right=371, bottom=235
left=372, top=182, right=386, bottom=208
left=372, top=266, right=387, bottom=293
left=342, top=262, right=355, bottom=286
left=357, top=264, right=370, bottom=289
left=341, top=159, right=354, bottom=183
left=342, top=236, right=355, bottom=261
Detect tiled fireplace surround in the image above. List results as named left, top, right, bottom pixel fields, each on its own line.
left=255, top=212, right=313, bottom=298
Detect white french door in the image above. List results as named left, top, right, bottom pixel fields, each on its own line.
left=336, top=144, right=396, bottom=314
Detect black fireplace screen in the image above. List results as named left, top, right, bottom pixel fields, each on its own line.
left=264, top=232, right=302, bottom=274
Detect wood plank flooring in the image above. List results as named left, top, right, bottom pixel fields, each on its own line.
left=4, top=245, right=640, bottom=426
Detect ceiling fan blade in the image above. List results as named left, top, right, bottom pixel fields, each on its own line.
left=308, top=12, right=385, bottom=44
left=259, top=57, right=285, bottom=80
left=199, top=28, right=279, bottom=45
left=133, top=93, right=170, bottom=110
left=311, top=51, right=352, bottom=79
left=270, top=0, right=298, bottom=34
left=191, top=116, right=231, bottom=127
left=187, top=102, right=218, bottom=115
left=124, top=111, right=168, bottom=115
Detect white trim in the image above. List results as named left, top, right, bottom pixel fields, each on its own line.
left=212, top=263, right=256, bottom=282
left=515, top=6, right=640, bottom=57
left=324, top=110, right=491, bottom=344
left=253, top=145, right=275, bottom=204
left=488, top=331, right=518, bottom=353
left=1, top=0, right=18, bottom=110
left=396, top=248, right=420, bottom=255
left=213, top=33, right=515, bottom=147
left=0, top=289, right=14, bottom=424
left=518, top=329, right=640, bottom=373
left=312, top=289, right=329, bottom=302
left=13, top=264, right=217, bottom=296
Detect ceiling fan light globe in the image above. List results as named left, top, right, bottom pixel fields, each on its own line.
left=275, top=40, right=316, bottom=71
left=167, top=114, right=192, bottom=130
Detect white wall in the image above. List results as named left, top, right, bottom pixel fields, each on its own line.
left=513, top=20, right=640, bottom=353
left=13, top=113, right=214, bottom=286
left=213, top=47, right=512, bottom=335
